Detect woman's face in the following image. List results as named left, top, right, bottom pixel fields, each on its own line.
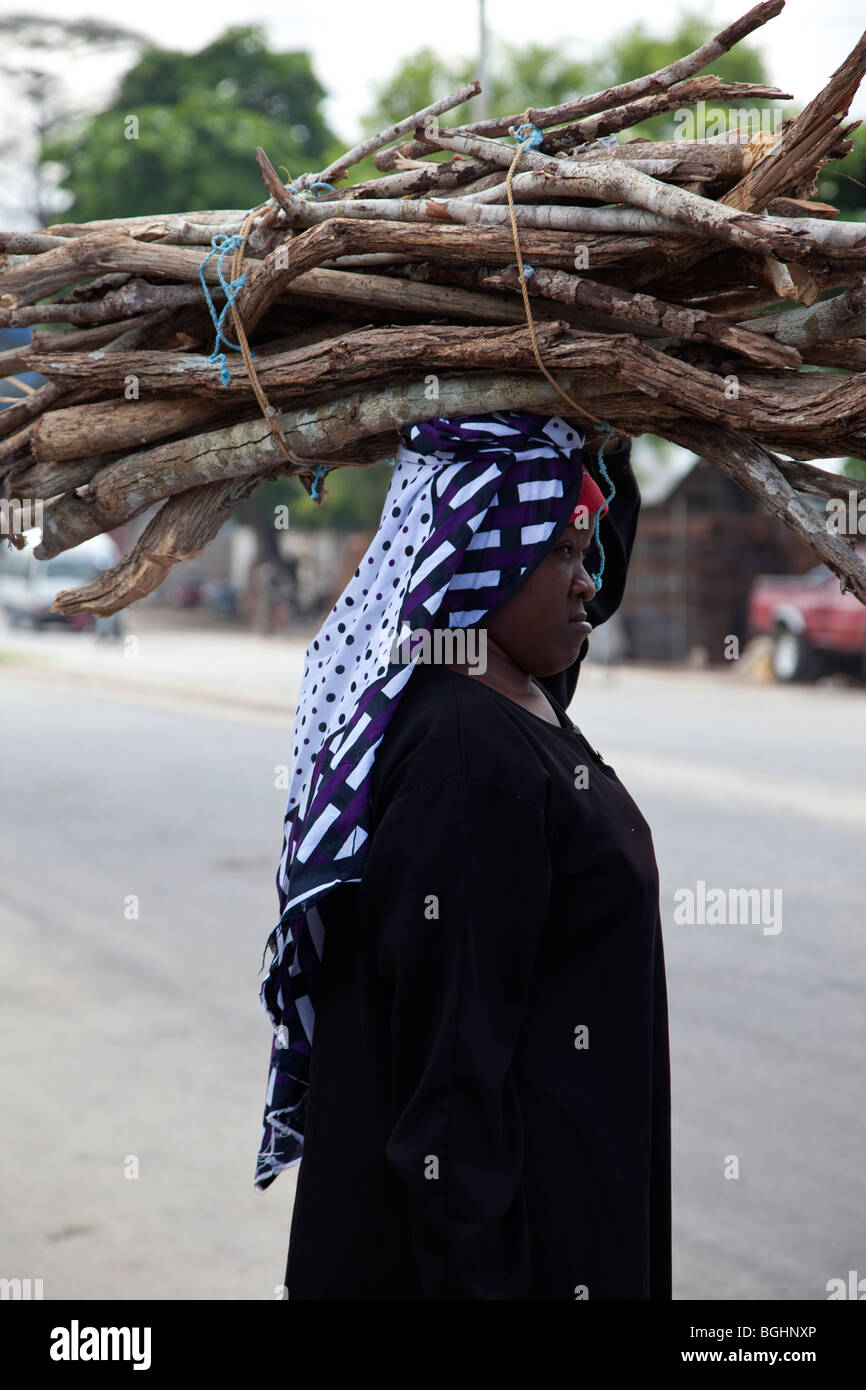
left=483, top=516, right=598, bottom=677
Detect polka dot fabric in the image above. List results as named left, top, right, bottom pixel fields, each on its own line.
left=254, top=409, right=602, bottom=1190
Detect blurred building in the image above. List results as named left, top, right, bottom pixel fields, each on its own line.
left=620, top=446, right=824, bottom=664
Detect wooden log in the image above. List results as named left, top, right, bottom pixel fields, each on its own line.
left=767, top=455, right=866, bottom=498
left=45, top=209, right=253, bottom=237
left=462, top=157, right=724, bottom=188
left=736, top=279, right=866, bottom=345
left=724, top=35, right=866, bottom=211
left=29, top=319, right=157, bottom=353
left=31, top=397, right=227, bottom=462
left=667, top=420, right=866, bottom=603
left=766, top=196, right=839, bottom=218
left=544, top=79, right=794, bottom=152
left=32, top=334, right=866, bottom=561
left=484, top=265, right=803, bottom=367
left=1, top=242, right=228, bottom=312
left=332, top=157, right=491, bottom=202
left=458, top=160, right=739, bottom=202
left=266, top=199, right=680, bottom=267
left=797, top=340, right=866, bottom=369
left=15, top=322, right=575, bottom=396
left=0, top=345, right=32, bottom=376
left=51, top=466, right=285, bottom=617
left=412, top=127, right=812, bottom=261
left=0, top=231, right=73, bottom=255
left=9, top=454, right=125, bottom=500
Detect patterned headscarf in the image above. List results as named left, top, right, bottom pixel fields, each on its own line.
left=254, top=409, right=612, bottom=1190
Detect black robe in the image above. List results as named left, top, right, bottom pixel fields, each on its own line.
left=283, top=440, right=672, bottom=1300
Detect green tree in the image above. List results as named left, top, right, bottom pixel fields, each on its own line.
left=361, top=39, right=592, bottom=138
left=45, top=25, right=341, bottom=222
left=819, top=123, right=866, bottom=220
left=589, top=13, right=772, bottom=141
left=276, top=462, right=397, bottom=532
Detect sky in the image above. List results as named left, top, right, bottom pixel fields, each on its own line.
left=7, top=0, right=866, bottom=149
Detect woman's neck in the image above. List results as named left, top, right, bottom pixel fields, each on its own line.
left=443, top=636, right=529, bottom=690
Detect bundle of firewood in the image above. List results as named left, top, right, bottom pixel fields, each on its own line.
left=3, top=0, right=866, bottom=615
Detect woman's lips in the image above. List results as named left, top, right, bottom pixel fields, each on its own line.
left=568, top=616, right=592, bottom=634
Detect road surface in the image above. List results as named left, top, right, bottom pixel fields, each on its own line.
left=1, top=631, right=864, bottom=1300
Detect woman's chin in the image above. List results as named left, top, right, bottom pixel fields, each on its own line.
left=534, top=633, right=588, bottom=676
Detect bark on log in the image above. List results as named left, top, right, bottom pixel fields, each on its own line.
left=31, top=397, right=230, bottom=462
left=735, top=279, right=866, bottom=346
left=51, top=467, right=285, bottom=616
left=32, top=340, right=866, bottom=560
left=724, top=37, right=866, bottom=212
left=16, top=322, right=577, bottom=397
left=544, top=79, right=794, bottom=153
left=485, top=265, right=802, bottom=367
left=630, top=39, right=866, bottom=291
left=412, top=128, right=812, bottom=261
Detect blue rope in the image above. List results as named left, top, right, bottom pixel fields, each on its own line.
left=282, top=178, right=336, bottom=199
left=588, top=421, right=617, bottom=591
left=198, top=233, right=257, bottom=386
left=509, top=120, right=545, bottom=149
left=310, top=464, right=332, bottom=499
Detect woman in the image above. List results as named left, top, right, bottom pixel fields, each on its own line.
left=255, top=410, right=671, bottom=1301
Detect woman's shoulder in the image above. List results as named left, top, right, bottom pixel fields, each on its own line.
left=369, top=662, right=549, bottom=812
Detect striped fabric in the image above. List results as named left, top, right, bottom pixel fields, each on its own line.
left=254, top=410, right=606, bottom=1190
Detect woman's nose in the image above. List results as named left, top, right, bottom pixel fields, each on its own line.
left=572, top=560, right=596, bottom=603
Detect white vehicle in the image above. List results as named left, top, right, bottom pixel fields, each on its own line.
left=0, top=529, right=123, bottom=637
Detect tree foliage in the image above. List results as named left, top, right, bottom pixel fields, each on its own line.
left=44, top=25, right=341, bottom=223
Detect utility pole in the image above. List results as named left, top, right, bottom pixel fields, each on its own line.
left=477, top=0, right=490, bottom=120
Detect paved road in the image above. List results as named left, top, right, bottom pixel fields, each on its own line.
left=0, top=647, right=864, bottom=1300
left=580, top=662, right=866, bottom=1302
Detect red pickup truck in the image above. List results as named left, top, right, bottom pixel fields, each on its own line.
left=747, top=547, right=866, bottom=681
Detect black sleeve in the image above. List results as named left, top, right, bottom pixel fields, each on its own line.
left=537, top=435, right=641, bottom=712
left=357, top=772, right=552, bottom=1299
